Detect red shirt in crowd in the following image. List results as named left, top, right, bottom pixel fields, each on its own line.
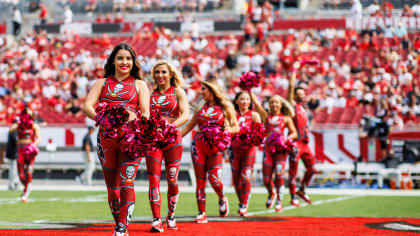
left=40, top=5, right=47, bottom=20
left=346, top=97, right=359, bottom=108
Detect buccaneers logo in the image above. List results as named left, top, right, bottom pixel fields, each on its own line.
left=152, top=95, right=170, bottom=109
left=106, top=84, right=129, bottom=99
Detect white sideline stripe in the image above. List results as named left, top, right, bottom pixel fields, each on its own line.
left=0, top=194, right=107, bottom=205
left=247, top=195, right=360, bottom=216
left=1, top=185, right=420, bottom=196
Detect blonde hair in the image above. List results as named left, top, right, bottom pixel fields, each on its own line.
left=151, top=60, right=184, bottom=88
left=201, top=77, right=236, bottom=127
left=270, top=95, right=295, bottom=117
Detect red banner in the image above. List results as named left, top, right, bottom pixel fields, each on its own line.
left=0, top=24, right=6, bottom=34
left=273, top=18, right=346, bottom=30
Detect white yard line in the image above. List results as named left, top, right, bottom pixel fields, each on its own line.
left=247, top=195, right=361, bottom=216
left=0, top=194, right=107, bottom=205
left=1, top=185, right=420, bottom=196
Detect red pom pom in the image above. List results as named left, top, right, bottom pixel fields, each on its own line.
left=301, top=59, right=319, bottom=65
left=120, top=108, right=178, bottom=159
left=23, top=143, right=39, bottom=157
left=266, top=132, right=296, bottom=154
left=198, top=121, right=231, bottom=152
left=95, top=102, right=129, bottom=139
left=239, top=72, right=260, bottom=91
left=233, top=121, right=266, bottom=149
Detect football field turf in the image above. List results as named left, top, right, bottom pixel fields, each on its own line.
left=1, top=189, right=419, bottom=235
left=1, top=190, right=419, bottom=222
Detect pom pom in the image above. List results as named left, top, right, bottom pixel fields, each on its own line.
left=266, top=132, right=296, bottom=154
left=95, top=102, right=129, bottom=139
left=198, top=121, right=231, bottom=152
left=232, top=121, right=266, bottom=149
left=151, top=107, right=178, bottom=148
left=120, top=117, right=154, bottom=159
left=301, top=59, right=319, bottom=65
left=239, top=72, right=260, bottom=91
left=120, top=108, right=178, bottom=159
left=23, top=143, right=39, bottom=157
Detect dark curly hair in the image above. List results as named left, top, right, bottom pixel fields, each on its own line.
left=104, top=42, right=143, bottom=80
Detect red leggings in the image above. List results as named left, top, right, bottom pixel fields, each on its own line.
left=17, top=143, right=37, bottom=192
left=97, top=132, right=141, bottom=229
left=263, top=149, right=288, bottom=200
left=230, top=146, right=256, bottom=207
left=288, top=141, right=316, bottom=194
left=146, top=132, right=182, bottom=219
left=191, top=138, right=225, bottom=213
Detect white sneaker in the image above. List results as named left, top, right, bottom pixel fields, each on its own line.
left=150, top=218, right=164, bottom=232
left=290, top=198, right=300, bottom=207
left=113, top=224, right=129, bottom=236
left=219, top=196, right=229, bottom=217
left=21, top=184, right=31, bottom=203
left=194, top=212, right=208, bottom=223
left=266, top=192, right=276, bottom=209
left=275, top=199, right=283, bottom=212
left=238, top=205, right=248, bottom=217
left=166, top=214, right=177, bottom=230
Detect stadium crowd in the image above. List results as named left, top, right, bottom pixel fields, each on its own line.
left=0, top=17, right=419, bottom=128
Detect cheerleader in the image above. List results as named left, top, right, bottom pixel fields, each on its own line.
left=83, top=43, right=150, bottom=236
left=9, top=107, right=40, bottom=203
left=250, top=92, right=297, bottom=212
left=147, top=60, right=189, bottom=232
left=230, top=91, right=262, bottom=216
left=182, top=77, right=239, bottom=223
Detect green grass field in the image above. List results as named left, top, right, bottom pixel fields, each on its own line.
left=0, top=190, right=419, bottom=228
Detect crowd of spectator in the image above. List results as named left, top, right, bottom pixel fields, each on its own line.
left=325, top=0, right=420, bottom=16
left=59, top=0, right=225, bottom=14
left=0, top=8, right=419, bottom=129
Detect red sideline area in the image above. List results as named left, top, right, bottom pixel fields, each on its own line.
left=3, top=217, right=420, bottom=235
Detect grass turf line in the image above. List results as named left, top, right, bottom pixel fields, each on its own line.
left=0, top=190, right=419, bottom=223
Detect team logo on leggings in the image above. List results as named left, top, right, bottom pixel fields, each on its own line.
left=168, top=167, right=178, bottom=183
left=191, top=140, right=198, bottom=162
left=196, top=188, right=205, bottom=200
left=149, top=187, right=160, bottom=202
left=126, top=204, right=134, bottom=224
left=121, top=166, right=135, bottom=184
left=97, top=135, right=105, bottom=163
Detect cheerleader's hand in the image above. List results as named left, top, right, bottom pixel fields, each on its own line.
left=289, top=146, right=298, bottom=162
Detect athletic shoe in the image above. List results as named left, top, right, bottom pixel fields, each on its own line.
left=219, top=196, right=229, bottom=217
left=113, top=224, right=129, bottom=236
left=297, top=190, right=312, bottom=204
left=290, top=199, right=300, bottom=207
left=194, top=212, right=208, bottom=223
left=266, top=192, right=276, bottom=209
left=21, top=184, right=31, bottom=203
left=274, top=199, right=283, bottom=212
left=166, top=214, right=177, bottom=230
left=238, top=204, right=248, bottom=217
left=150, top=218, right=164, bottom=233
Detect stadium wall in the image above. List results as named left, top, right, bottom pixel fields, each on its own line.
left=30, top=17, right=420, bottom=35
left=2, top=126, right=417, bottom=164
